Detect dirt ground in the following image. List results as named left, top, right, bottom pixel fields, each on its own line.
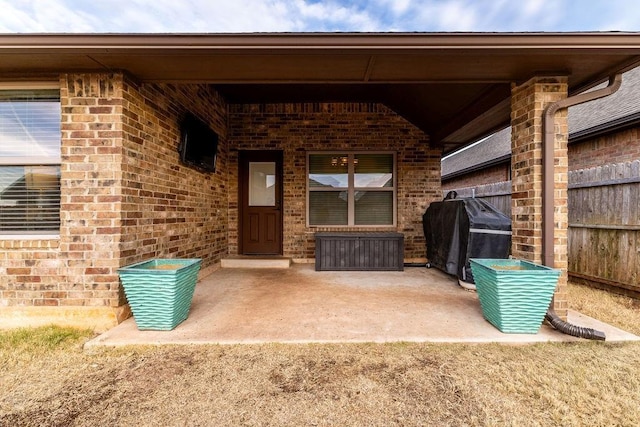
left=2, top=283, right=640, bottom=427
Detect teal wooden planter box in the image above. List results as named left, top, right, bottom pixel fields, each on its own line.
left=118, top=258, right=201, bottom=331
left=469, top=259, right=560, bottom=334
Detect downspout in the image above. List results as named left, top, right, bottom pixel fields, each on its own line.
left=542, top=73, right=622, bottom=341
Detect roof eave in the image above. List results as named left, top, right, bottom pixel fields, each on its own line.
left=3, top=32, right=640, bottom=50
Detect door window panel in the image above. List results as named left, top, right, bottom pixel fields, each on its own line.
left=248, top=162, right=276, bottom=206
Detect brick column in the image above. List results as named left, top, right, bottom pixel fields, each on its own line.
left=60, top=73, right=126, bottom=314
left=510, top=76, right=569, bottom=318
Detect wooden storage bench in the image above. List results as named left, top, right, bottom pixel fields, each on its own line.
left=314, top=232, right=404, bottom=271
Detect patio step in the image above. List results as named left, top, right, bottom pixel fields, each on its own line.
left=221, top=257, right=292, bottom=269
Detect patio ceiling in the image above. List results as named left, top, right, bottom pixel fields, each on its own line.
left=1, top=33, right=640, bottom=154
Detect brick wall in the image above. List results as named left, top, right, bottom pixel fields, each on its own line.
left=228, top=103, right=441, bottom=262
left=1, top=73, right=229, bottom=328
left=119, top=77, right=228, bottom=272
left=0, top=239, right=64, bottom=308
left=569, top=127, right=640, bottom=171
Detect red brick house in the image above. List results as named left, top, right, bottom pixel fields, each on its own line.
left=1, top=33, right=639, bottom=330
left=443, top=66, right=640, bottom=297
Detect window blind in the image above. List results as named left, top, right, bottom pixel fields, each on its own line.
left=0, top=89, right=61, bottom=234
left=308, top=152, right=395, bottom=227
left=0, top=89, right=61, bottom=163
left=0, top=166, right=61, bottom=232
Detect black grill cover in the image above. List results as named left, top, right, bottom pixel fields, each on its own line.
left=423, top=197, right=511, bottom=284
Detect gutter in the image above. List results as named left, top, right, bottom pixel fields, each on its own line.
left=3, top=32, right=640, bottom=50
left=542, top=73, right=622, bottom=268
left=541, top=73, right=622, bottom=342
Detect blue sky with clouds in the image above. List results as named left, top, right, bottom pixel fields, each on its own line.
left=0, top=0, right=639, bottom=33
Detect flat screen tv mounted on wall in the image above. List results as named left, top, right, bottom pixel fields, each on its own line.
left=178, top=113, right=218, bottom=173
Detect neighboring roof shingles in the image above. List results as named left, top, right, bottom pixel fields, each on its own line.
left=441, top=128, right=511, bottom=179
left=569, top=66, right=640, bottom=138
left=442, top=66, right=640, bottom=179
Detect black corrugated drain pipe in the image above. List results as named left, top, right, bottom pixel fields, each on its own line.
left=541, top=73, right=623, bottom=341
left=545, top=309, right=606, bottom=341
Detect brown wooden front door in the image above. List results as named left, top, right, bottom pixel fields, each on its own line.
left=239, top=150, right=283, bottom=255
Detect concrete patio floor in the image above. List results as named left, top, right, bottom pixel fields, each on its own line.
left=86, top=264, right=639, bottom=348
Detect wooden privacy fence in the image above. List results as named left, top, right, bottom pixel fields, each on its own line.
left=449, top=181, right=512, bottom=216
left=447, top=160, right=640, bottom=297
left=568, top=160, right=639, bottom=296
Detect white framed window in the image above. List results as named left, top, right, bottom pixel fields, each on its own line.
left=307, top=152, right=396, bottom=227
left=0, top=86, right=61, bottom=236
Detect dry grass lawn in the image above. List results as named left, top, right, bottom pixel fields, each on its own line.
left=1, top=282, right=639, bottom=427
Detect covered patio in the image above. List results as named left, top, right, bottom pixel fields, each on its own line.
left=86, top=264, right=638, bottom=347
left=3, top=33, right=640, bottom=332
